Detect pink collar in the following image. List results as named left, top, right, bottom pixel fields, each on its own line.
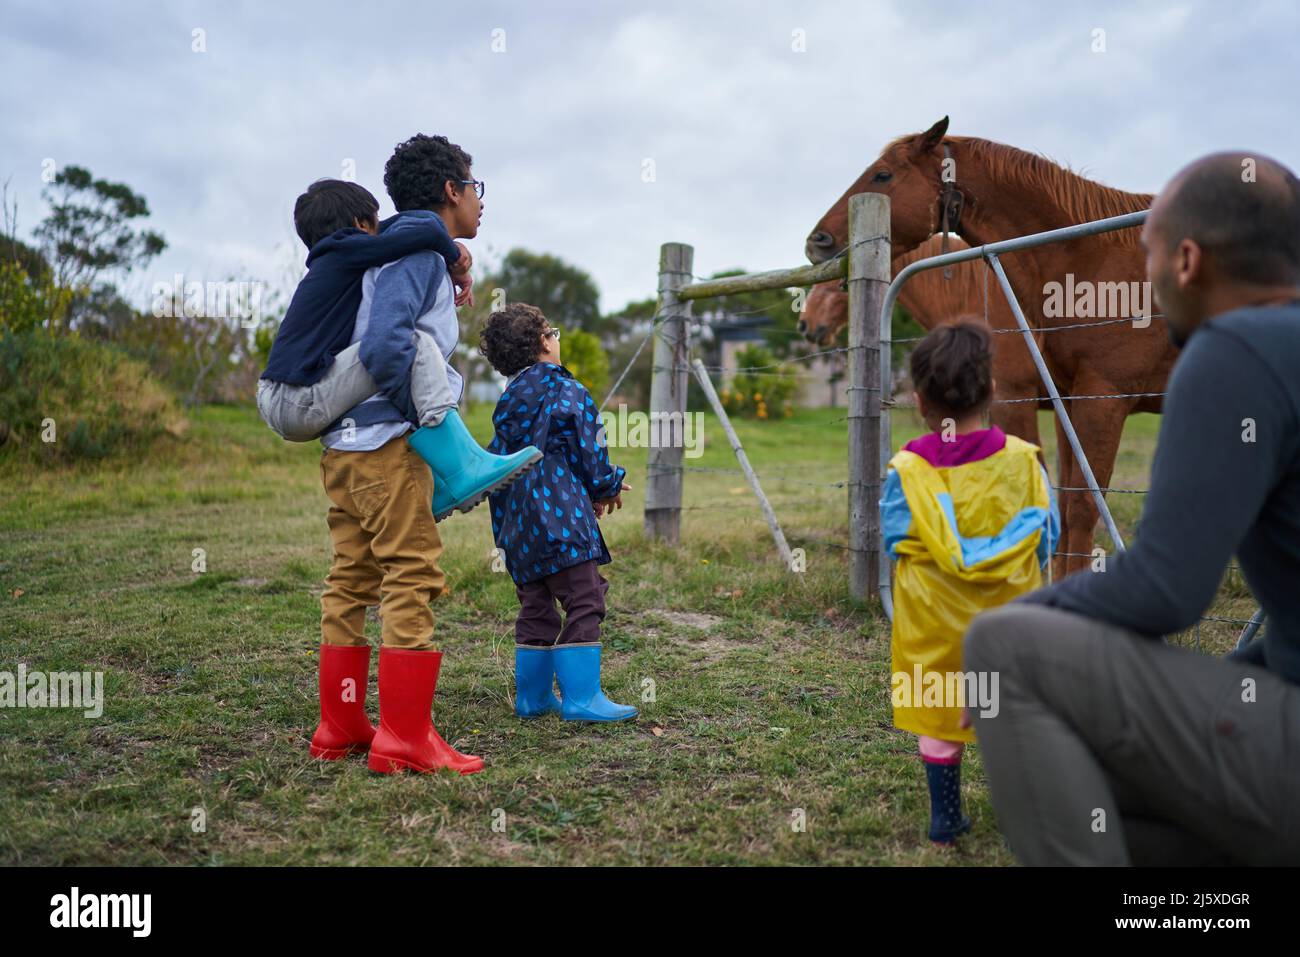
left=903, top=425, right=1006, bottom=468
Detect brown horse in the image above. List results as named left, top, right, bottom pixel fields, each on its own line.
left=797, top=235, right=1046, bottom=450
left=795, top=237, right=1050, bottom=449
left=805, top=118, right=1177, bottom=576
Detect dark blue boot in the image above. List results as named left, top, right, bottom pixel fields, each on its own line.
left=552, top=645, right=637, bottom=722
left=925, top=761, right=973, bottom=844
left=514, top=646, right=562, bottom=719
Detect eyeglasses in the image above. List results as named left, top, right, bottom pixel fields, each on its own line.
left=543, top=328, right=561, bottom=340
left=460, top=179, right=485, bottom=199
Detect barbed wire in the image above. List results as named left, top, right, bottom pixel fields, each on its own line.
left=993, top=391, right=1166, bottom=404
left=689, top=345, right=851, bottom=373
left=600, top=255, right=1254, bottom=651
left=649, top=464, right=848, bottom=490
left=1053, top=485, right=1146, bottom=494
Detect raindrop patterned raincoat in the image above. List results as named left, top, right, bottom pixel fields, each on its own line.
left=487, top=362, right=627, bottom=585
left=880, top=426, right=1059, bottom=741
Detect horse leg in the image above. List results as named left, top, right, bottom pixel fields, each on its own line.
left=1057, top=389, right=1132, bottom=577
left=989, top=380, right=1041, bottom=447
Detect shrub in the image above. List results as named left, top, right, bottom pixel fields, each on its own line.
left=718, top=344, right=798, bottom=419
left=0, top=258, right=72, bottom=335
left=0, top=327, right=182, bottom=463
left=561, top=328, right=610, bottom=400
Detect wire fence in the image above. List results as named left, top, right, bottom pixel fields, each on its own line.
left=605, top=219, right=1259, bottom=654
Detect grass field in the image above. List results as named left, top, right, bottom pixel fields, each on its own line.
left=0, top=400, right=1256, bottom=865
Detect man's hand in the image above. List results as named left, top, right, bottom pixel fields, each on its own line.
left=450, top=241, right=474, bottom=307
left=449, top=241, right=473, bottom=276
left=593, top=482, right=632, bottom=518
left=453, top=273, right=474, bottom=307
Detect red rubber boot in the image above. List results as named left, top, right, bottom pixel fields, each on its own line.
left=309, top=643, right=377, bottom=760
left=367, top=647, right=484, bottom=775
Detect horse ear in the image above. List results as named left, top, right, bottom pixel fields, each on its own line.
left=916, top=116, right=950, bottom=154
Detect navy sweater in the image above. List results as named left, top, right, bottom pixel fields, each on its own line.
left=260, top=213, right=460, bottom=386
left=1017, top=301, right=1300, bottom=684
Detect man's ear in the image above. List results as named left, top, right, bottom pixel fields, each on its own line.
left=1177, top=239, right=1202, bottom=289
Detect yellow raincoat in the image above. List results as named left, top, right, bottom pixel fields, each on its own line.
left=880, top=434, right=1058, bottom=741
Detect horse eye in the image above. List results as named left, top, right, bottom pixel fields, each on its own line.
left=872, top=170, right=893, bottom=183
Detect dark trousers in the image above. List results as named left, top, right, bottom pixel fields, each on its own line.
left=514, top=561, right=609, bottom=648
left=964, top=602, right=1300, bottom=866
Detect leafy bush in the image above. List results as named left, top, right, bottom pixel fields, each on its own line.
left=561, top=328, right=610, bottom=401
left=718, top=344, right=798, bottom=420
left=0, top=258, right=72, bottom=335
left=0, top=327, right=182, bottom=462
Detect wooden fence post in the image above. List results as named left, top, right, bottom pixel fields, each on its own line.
left=644, top=242, right=693, bottom=544
left=846, top=194, right=890, bottom=603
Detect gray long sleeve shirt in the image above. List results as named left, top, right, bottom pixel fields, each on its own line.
left=1016, top=300, right=1300, bottom=685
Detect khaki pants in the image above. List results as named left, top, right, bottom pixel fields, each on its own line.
left=319, top=435, right=443, bottom=651
left=964, top=602, right=1300, bottom=866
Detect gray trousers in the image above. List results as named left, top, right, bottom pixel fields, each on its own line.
left=964, top=602, right=1300, bottom=866
left=256, top=331, right=455, bottom=442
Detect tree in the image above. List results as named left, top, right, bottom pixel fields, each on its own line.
left=692, top=268, right=804, bottom=359
left=490, top=248, right=601, bottom=333
left=34, top=165, right=166, bottom=329
left=598, top=296, right=657, bottom=408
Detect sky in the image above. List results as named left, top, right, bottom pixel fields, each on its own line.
left=2, top=0, right=1297, bottom=315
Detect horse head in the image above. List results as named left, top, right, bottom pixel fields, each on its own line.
left=796, top=282, right=847, bottom=346
left=805, top=116, right=955, bottom=263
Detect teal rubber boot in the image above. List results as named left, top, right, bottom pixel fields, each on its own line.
left=552, top=645, right=637, bottom=722
left=408, top=410, right=542, bottom=521
left=514, top=646, right=562, bottom=719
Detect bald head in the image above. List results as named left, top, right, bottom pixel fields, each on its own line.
left=1152, top=152, right=1300, bottom=286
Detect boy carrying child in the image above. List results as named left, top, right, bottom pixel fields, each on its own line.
left=260, top=134, right=539, bottom=774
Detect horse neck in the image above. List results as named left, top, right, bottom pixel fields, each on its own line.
left=895, top=285, right=934, bottom=330
left=949, top=139, right=1150, bottom=254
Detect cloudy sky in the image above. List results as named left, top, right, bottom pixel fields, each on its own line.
left=3, top=0, right=1296, bottom=314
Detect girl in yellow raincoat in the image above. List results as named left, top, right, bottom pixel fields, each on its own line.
left=879, top=321, right=1058, bottom=844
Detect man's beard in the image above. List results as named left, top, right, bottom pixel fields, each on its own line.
left=1153, top=276, right=1189, bottom=349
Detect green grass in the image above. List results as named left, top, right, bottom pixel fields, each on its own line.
left=0, top=401, right=1251, bottom=865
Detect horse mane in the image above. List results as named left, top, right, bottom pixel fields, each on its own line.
left=951, top=137, right=1153, bottom=245
left=883, top=131, right=1153, bottom=247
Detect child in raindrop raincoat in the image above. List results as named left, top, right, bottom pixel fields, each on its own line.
left=478, top=302, right=638, bottom=724
left=879, top=320, right=1058, bottom=844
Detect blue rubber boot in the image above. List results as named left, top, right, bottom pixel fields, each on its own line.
left=408, top=410, right=542, bottom=521
left=552, top=645, right=637, bottom=723
left=514, top=646, right=562, bottom=719
left=925, top=761, right=973, bottom=844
